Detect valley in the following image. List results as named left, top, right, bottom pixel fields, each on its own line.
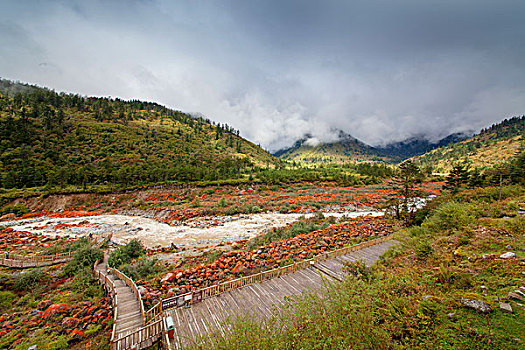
left=0, top=79, right=523, bottom=350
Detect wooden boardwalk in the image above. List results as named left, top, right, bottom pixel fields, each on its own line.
left=95, top=254, right=144, bottom=340
left=0, top=252, right=73, bottom=268
left=166, top=239, right=395, bottom=349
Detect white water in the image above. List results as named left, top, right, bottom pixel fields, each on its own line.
left=4, top=210, right=384, bottom=248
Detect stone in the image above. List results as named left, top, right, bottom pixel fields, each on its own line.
left=0, top=213, right=16, bottom=221
left=499, top=302, right=513, bottom=313
left=69, top=328, right=85, bottom=341
left=508, top=292, right=525, bottom=301
left=27, top=345, right=37, bottom=350
left=447, top=312, right=456, bottom=320
left=43, top=303, right=70, bottom=319
left=500, top=252, right=516, bottom=259
left=460, top=297, right=492, bottom=313
left=62, top=317, right=79, bottom=329
left=480, top=286, right=489, bottom=296
left=160, top=273, right=174, bottom=283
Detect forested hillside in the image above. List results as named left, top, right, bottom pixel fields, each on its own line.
left=275, top=131, right=386, bottom=164
left=0, top=79, right=278, bottom=190
left=412, top=116, right=524, bottom=172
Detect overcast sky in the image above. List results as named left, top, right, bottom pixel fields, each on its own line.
left=1, top=0, right=524, bottom=151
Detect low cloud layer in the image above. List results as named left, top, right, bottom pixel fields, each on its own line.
left=1, top=0, right=524, bottom=151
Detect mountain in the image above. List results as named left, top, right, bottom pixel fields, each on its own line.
left=275, top=130, right=469, bottom=164
left=0, top=79, right=278, bottom=190
left=274, top=130, right=382, bottom=163
left=375, top=133, right=469, bottom=162
left=411, top=116, right=524, bottom=172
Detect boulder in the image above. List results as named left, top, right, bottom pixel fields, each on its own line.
left=500, top=252, right=516, bottom=259
left=508, top=292, right=524, bottom=301
left=43, top=303, right=71, bottom=319
left=460, top=297, right=492, bottom=313
left=160, top=273, right=174, bottom=284
left=69, top=328, right=85, bottom=341
left=62, top=317, right=79, bottom=329
left=37, top=300, right=52, bottom=311
left=0, top=213, right=16, bottom=221
left=499, top=302, right=513, bottom=313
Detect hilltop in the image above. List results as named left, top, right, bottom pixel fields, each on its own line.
left=0, top=79, right=279, bottom=192
left=412, top=116, right=524, bottom=172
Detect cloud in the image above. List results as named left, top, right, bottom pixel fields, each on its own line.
left=1, top=0, right=524, bottom=151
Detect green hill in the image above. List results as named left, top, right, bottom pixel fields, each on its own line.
left=412, top=116, right=524, bottom=172
left=0, top=79, right=278, bottom=190
left=275, top=132, right=387, bottom=164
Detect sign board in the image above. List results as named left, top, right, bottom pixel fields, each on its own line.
left=194, top=290, right=202, bottom=303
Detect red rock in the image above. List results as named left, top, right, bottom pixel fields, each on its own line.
left=62, top=317, right=79, bottom=329
left=161, top=273, right=174, bottom=283
left=70, top=328, right=85, bottom=340
left=37, top=300, right=52, bottom=310
left=43, top=303, right=70, bottom=319
left=0, top=213, right=15, bottom=221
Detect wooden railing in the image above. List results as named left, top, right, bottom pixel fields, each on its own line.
left=0, top=251, right=74, bottom=268
left=162, top=235, right=392, bottom=311
left=111, top=318, right=163, bottom=350
left=109, top=267, right=146, bottom=324
left=93, top=259, right=119, bottom=346
left=144, top=302, right=162, bottom=324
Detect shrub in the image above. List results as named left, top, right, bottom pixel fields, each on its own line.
left=0, top=291, right=16, bottom=312
left=1, top=204, right=29, bottom=216
left=497, top=217, right=525, bottom=236
left=119, top=257, right=159, bottom=280
left=379, top=244, right=405, bottom=265
left=424, top=201, right=476, bottom=234
left=407, top=226, right=428, bottom=237
left=63, top=242, right=104, bottom=277
left=419, top=299, right=440, bottom=318
left=247, top=219, right=322, bottom=250
left=70, top=266, right=104, bottom=297
left=456, top=233, right=471, bottom=247
left=415, top=240, right=433, bottom=259
left=14, top=268, right=45, bottom=291
left=436, top=264, right=454, bottom=284
left=454, top=272, right=473, bottom=289
left=50, top=335, right=69, bottom=350
left=218, top=197, right=228, bottom=208
left=248, top=205, right=262, bottom=213
left=109, top=239, right=144, bottom=268
left=224, top=205, right=240, bottom=216
left=343, top=260, right=375, bottom=282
